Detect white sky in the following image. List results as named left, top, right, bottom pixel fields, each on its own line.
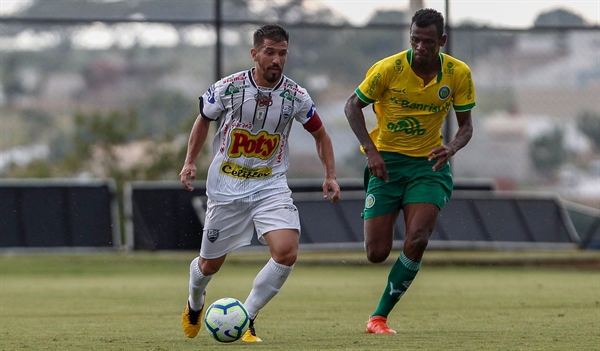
left=0, top=0, right=598, bottom=28
left=314, top=0, right=599, bottom=27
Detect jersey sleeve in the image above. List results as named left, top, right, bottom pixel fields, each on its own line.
left=199, top=82, right=226, bottom=121
left=355, top=60, right=390, bottom=104
left=301, top=105, right=322, bottom=132
left=452, top=65, right=476, bottom=113
left=293, top=91, right=323, bottom=132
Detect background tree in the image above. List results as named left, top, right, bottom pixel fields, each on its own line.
left=534, top=8, right=586, bottom=27
left=577, top=111, right=600, bottom=151
left=1, top=53, right=26, bottom=105
left=529, top=128, right=567, bottom=177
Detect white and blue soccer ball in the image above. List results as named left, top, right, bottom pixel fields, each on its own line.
left=204, top=297, right=249, bottom=343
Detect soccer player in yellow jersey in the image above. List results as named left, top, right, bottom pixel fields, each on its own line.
left=344, top=8, right=475, bottom=334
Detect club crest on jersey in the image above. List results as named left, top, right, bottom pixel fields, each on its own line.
left=229, top=129, right=280, bottom=159
left=438, top=86, right=451, bottom=100
left=206, top=229, right=219, bottom=243
left=255, top=92, right=273, bottom=107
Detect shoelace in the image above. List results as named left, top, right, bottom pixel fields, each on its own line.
left=187, top=305, right=200, bottom=325
left=248, top=319, right=257, bottom=336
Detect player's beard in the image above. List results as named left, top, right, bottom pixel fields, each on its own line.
left=262, top=73, right=276, bottom=83
left=264, top=65, right=282, bottom=83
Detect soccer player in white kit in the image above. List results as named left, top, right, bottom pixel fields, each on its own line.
left=179, top=24, right=340, bottom=342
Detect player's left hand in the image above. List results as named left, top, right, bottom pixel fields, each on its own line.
left=428, top=145, right=456, bottom=171
left=322, top=178, right=340, bottom=203
left=179, top=163, right=197, bottom=191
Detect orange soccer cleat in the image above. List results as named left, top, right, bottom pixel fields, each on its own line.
left=366, top=316, right=397, bottom=334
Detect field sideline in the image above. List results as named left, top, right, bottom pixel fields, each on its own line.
left=1, top=250, right=598, bottom=351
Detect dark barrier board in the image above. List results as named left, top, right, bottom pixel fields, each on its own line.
left=0, top=179, right=120, bottom=249
left=564, top=201, right=600, bottom=249
left=126, top=181, right=580, bottom=251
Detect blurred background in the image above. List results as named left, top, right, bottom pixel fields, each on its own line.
left=1, top=0, right=599, bottom=250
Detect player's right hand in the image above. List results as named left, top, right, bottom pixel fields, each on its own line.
left=322, top=178, right=341, bottom=203
left=366, top=151, right=389, bottom=182
left=179, top=164, right=197, bottom=191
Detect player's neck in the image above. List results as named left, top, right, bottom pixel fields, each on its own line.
left=252, top=68, right=280, bottom=89
left=412, top=56, right=440, bottom=73
left=411, top=56, right=441, bottom=82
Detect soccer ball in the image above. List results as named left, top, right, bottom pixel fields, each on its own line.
left=204, top=297, right=249, bottom=343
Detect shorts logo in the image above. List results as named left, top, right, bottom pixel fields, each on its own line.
left=206, top=229, right=219, bottom=243
left=365, top=194, right=376, bottom=209
left=283, top=205, right=297, bottom=212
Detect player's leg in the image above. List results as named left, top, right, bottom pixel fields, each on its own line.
left=368, top=157, right=452, bottom=334
left=243, top=229, right=298, bottom=342
left=189, top=255, right=227, bottom=311
left=364, top=211, right=399, bottom=263
left=246, top=228, right=299, bottom=314
left=182, top=255, right=226, bottom=338
left=365, top=212, right=401, bottom=334
left=402, top=203, right=439, bottom=261
left=182, top=197, right=254, bottom=338
left=362, top=156, right=405, bottom=334
left=362, top=153, right=404, bottom=263
left=371, top=203, right=438, bottom=316
left=242, top=192, right=300, bottom=342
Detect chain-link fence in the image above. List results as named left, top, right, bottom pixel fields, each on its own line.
left=1, top=6, right=599, bottom=208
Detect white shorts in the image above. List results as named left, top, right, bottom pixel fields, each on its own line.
left=200, top=190, right=301, bottom=259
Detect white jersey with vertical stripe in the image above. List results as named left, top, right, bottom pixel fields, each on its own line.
left=200, top=68, right=318, bottom=201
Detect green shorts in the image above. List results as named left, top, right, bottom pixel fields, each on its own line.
left=362, top=152, right=453, bottom=219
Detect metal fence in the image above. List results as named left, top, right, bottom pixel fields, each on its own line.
left=1, top=5, right=599, bottom=210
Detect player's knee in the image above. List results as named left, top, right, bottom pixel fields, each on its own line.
left=405, top=230, right=430, bottom=253
left=272, top=249, right=297, bottom=266
left=366, top=245, right=391, bottom=263
left=199, top=259, right=222, bottom=276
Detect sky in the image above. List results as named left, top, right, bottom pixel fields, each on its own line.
left=0, top=0, right=598, bottom=28
left=313, top=0, right=599, bottom=27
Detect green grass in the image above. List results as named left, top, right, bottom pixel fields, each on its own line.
left=0, top=251, right=598, bottom=351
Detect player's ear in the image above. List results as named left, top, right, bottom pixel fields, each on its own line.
left=250, top=48, right=257, bottom=61
left=439, top=34, right=447, bottom=47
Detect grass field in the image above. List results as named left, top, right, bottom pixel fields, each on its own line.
left=1, top=250, right=598, bottom=351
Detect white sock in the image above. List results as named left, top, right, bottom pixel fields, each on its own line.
left=188, top=257, right=212, bottom=311
left=244, top=258, right=294, bottom=319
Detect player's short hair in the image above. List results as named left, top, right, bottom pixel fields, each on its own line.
left=253, top=24, right=289, bottom=49
left=411, top=8, right=445, bottom=38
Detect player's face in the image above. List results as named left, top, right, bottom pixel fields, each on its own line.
left=409, top=23, right=446, bottom=66
left=251, top=39, right=288, bottom=87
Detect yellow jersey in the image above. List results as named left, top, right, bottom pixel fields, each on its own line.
left=356, top=49, right=476, bottom=157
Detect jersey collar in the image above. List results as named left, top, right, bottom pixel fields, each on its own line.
left=407, top=49, right=444, bottom=83
left=248, top=68, right=285, bottom=91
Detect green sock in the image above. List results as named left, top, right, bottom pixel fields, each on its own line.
left=372, top=252, right=421, bottom=318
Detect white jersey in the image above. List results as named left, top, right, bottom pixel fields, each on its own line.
left=200, top=68, right=319, bottom=201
